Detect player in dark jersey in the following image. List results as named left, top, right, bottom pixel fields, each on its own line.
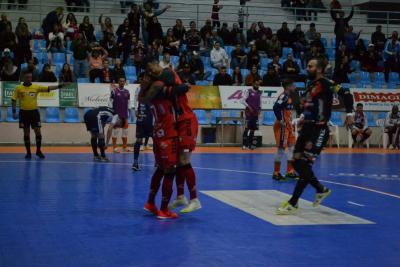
left=277, top=57, right=354, bottom=215
left=132, top=74, right=154, bottom=171
left=84, top=106, right=121, bottom=162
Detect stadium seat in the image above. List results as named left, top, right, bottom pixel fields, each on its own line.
left=262, top=111, right=275, bottom=126
left=77, top=78, right=90, bottom=83
left=201, top=56, right=211, bottom=67
left=330, top=111, right=342, bottom=126
left=378, top=112, right=386, bottom=120
left=320, top=37, right=328, bottom=48
left=64, top=108, right=80, bottom=123
left=350, top=60, right=361, bottom=71
left=366, top=112, right=376, bottom=127
left=194, top=109, right=209, bottom=125
left=260, top=57, right=270, bottom=70
left=130, top=112, right=136, bottom=124
left=374, top=72, right=385, bottom=83
left=360, top=71, right=371, bottom=83
left=170, top=56, right=179, bottom=65
left=66, top=40, right=72, bottom=53
left=295, top=82, right=305, bottom=88
left=6, top=107, right=19, bottom=122
left=387, top=83, right=397, bottom=89
left=210, top=110, right=222, bottom=124
left=225, top=46, right=234, bottom=55
left=94, top=77, right=101, bottom=83
left=229, top=110, right=242, bottom=125
left=45, top=107, right=61, bottom=123
left=340, top=83, right=352, bottom=89
left=259, top=69, right=266, bottom=77
left=206, top=68, right=218, bottom=81
left=55, top=63, right=64, bottom=77
left=330, top=38, right=336, bottom=48
left=373, top=83, right=384, bottom=89
left=52, top=53, right=65, bottom=64
left=226, top=68, right=233, bottom=75
left=362, top=39, right=369, bottom=48
left=389, top=72, right=399, bottom=84
left=196, top=80, right=210, bottom=86
left=282, top=47, right=293, bottom=58
left=348, top=72, right=358, bottom=84
left=327, top=48, right=335, bottom=60
left=124, top=66, right=136, bottom=76
left=240, top=69, right=250, bottom=78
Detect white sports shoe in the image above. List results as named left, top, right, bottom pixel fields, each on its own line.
left=168, top=195, right=188, bottom=210
left=113, top=147, right=120, bottom=153
left=276, top=201, right=299, bottom=215
left=180, top=198, right=202, bottom=213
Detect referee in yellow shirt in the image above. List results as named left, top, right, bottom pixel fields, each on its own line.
left=11, top=72, right=67, bottom=159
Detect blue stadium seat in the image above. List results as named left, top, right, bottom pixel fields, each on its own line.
left=327, top=48, right=335, bottom=60
left=350, top=60, right=361, bottom=71
left=366, top=112, right=376, bottom=127
left=348, top=72, right=358, bottom=84
left=210, top=110, right=222, bottom=124
left=52, top=53, right=65, bottom=64
left=260, top=57, right=271, bottom=70
left=206, top=68, right=218, bottom=81
left=374, top=72, right=385, bottom=83
left=64, top=107, right=80, bottom=123
left=45, top=107, right=61, bottom=123
left=123, top=66, right=136, bottom=76
left=95, top=31, right=102, bottom=41
left=240, top=69, right=250, bottom=78
left=55, top=63, right=64, bottom=77
left=262, top=111, right=275, bottom=126
left=170, top=56, right=179, bottom=65
left=387, top=83, right=397, bottom=89
left=378, top=112, right=386, bottom=120
left=77, top=78, right=90, bottom=83
left=94, top=77, right=101, bottom=83
left=66, top=40, right=72, bottom=53
left=330, top=111, right=342, bottom=126
left=389, top=72, right=399, bottom=84
left=226, top=68, right=233, bottom=75
left=340, top=83, right=352, bottom=89
left=357, top=83, right=369, bottom=88
left=373, top=82, right=384, bottom=89
left=282, top=47, right=293, bottom=58
left=362, top=39, right=369, bottom=48
left=229, top=110, right=242, bottom=125
left=194, top=109, right=209, bottom=125
left=330, top=38, right=336, bottom=48
left=225, top=46, right=234, bottom=55
left=130, top=112, right=136, bottom=124
left=195, top=80, right=210, bottom=86
left=6, top=107, right=19, bottom=122
left=201, top=56, right=211, bottom=68
left=320, top=37, right=328, bottom=48
left=360, top=71, right=371, bottom=83
left=295, top=82, right=305, bottom=88
left=259, top=69, right=266, bottom=77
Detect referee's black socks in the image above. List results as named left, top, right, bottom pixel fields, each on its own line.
left=24, top=135, right=31, bottom=155
left=91, top=137, right=99, bottom=157
left=35, top=135, right=42, bottom=152
left=133, top=142, right=141, bottom=163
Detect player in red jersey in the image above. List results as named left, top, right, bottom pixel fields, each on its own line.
left=168, top=71, right=202, bottom=213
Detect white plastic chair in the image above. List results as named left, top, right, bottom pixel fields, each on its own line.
left=328, top=120, right=340, bottom=148
left=375, top=119, right=388, bottom=149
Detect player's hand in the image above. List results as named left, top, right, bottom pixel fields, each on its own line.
left=12, top=112, right=17, bottom=120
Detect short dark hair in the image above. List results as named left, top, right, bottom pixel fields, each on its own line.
left=282, top=78, right=294, bottom=88
left=357, top=103, right=363, bottom=107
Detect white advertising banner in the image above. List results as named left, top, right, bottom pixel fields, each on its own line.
left=350, top=88, right=400, bottom=111
left=78, top=83, right=139, bottom=108
left=37, top=82, right=60, bottom=107
left=219, top=86, right=284, bottom=110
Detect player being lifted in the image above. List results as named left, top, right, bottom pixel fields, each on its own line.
left=277, top=57, right=354, bottom=215
left=109, top=77, right=132, bottom=153
left=11, top=72, right=68, bottom=159
left=272, top=79, right=298, bottom=181
left=241, top=79, right=263, bottom=150
left=132, top=73, right=154, bottom=171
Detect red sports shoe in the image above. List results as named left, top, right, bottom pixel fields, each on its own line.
left=144, top=202, right=158, bottom=215
left=157, top=209, right=178, bottom=220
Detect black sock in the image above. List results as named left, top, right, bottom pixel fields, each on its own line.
left=91, top=137, right=99, bottom=156
left=242, top=129, right=249, bottom=147
left=248, top=130, right=255, bottom=147
left=133, top=142, right=141, bottom=163
left=35, top=135, right=42, bottom=152
left=98, top=138, right=106, bottom=157
left=144, top=137, right=149, bottom=146
left=24, top=135, right=31, bottom=155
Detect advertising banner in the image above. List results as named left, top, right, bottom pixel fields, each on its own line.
left=78, top=83, right=139, bottom=107
left=187, top=85, right=222, bottom=109
left=2, top=82, right=59, bottom=107
left=350, top=88, right=400, bottom=111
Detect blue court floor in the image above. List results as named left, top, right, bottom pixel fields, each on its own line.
left=0, top=152, right=399, bottom=267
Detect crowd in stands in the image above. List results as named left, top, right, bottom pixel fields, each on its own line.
left=0, top=0, right=400, bottom=89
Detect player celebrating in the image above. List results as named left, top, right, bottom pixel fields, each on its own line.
left=109, top=77, right=132, bottom=153
left=11, top=72, right=67, bottom=159
left=277, top=57, right=354, bottom=215
left=241, top=79, right=263, bottom=150
left=84, top=106, right=121, bottom=162
left=272, top=79, right=298, bottom=181
left=132, top=74, right=154, bottom=171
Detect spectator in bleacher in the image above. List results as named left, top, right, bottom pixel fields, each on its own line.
left=245, top=65, right=262, bottom=86
left=331, top=6, right=354, bottom=50
left=266, top=34, right=282, bottom=58
left=159, top=52, right=173, bottom=69
left=361, top=44, right=382, bottom=73
left=89, top=46, right=108, bottom=83
left=0, top=57, right=18, bottom=81
left=309, top=32, right=325, bottom=53
left=48, top=24, right=65, bottom=55
left=59, top=63, right=75, bottom=82
left=172, top=19, right=186, bottom=41
left=246, top=44, right=260, bottom=69
left=117, top=20, right=134, bottom=64
left=213, top=66, right=233, bottom=86
left=305, top=23, right=318, bottom=43
left=163, top=28, right=180, bottom=56
left=0, top=24, right=16, bottom=53
left=238, top=1, right=249, bottom=32
left=42, top=7, right=64, bottom=39
left=79, top=16, right=95, bottom=43
left=189, top=51, right=207, bottom=81
left=220, top=23, right=233, bottom=46
left=293, top=0, right=307, bottom=21
left=200, top=19, right=213, bottom=43
left=353, top=38, right=366, bottom=61
left=277, top=22, right=291, bottom=48
left=39, top=64, right=57, bottom=82
left=383, top=31, right=400, bottom=82
left=246, top=23, right=258, bottom=44
left=231, top=43, right=247, bottom=69
left=344, top=26, right=361, bottom=54
left=144, top=39, right=162, bottom=65
left=371, top=25, right=386, bottom=53
left=142, top=2, right=170, bottom=48
left=350, top=103, right=372, bottom=148
left=100, top=34, right=118, bottom=63
left=111, top=59, right=126, bottom=83
left=99, top=14, right=114, bottom=42
left=186, top=21, right=201, bottom=52
left=15, top=17, right=32, bottom=65
left=71, top=33, right=89, bottom=79
left=262, top=65, right=281, bottom=86
left=209, top=28, right=224, bottom=48
left=175, top=54, right=187, bottom=73
left=282, top=53, right=301, bottom=81
left=0, top=14, right=12, bottom=35
left=290, top=24, right=305, bottom=47
left=19, top=59, right=39, bottom=82
left=232, top=66, right=243, bottom=85
left=257, top=22, right=272, bottom=41
left=132, top=41, right=145, bottom=75
left=332, top=54, right=351, bottom=84
left=116, top=19, right=131, bottom=46
left=384, top=105, right=400, bottom=149
left=128, top=4, right=141, bottom=38
left=231, top=23, right=245, bottom=46
left=177, top=63, right=196, bottom=85
left=293, top=35, right=308, bottom=63
left=268, top=55, right=282, bottom=74
left=210, top=41, right=229, bottom=69
left=64, top=13, right=78, bottom=41
left=101, top=59, right=112, bottom=83
left=211, top=0, right=223, bottom=30
left=148, top=16, right=163, bottom=45
left=256, top=34, right=268, bottom=55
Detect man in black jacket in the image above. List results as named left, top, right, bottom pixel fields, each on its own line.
left=331, top=6, right=354, bottom=50
left=213, top=66, right=233, bottom=85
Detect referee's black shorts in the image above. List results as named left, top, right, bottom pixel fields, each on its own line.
left=19, top=109, right=41, bottom=129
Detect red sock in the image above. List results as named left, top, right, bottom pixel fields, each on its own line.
left=184, top=164, right=197, bottom=200
left=160, top=173, right=175, bottom=211
left=176, top=166, right=185, bottom=197
left=147, top=168, right=164, bottom=205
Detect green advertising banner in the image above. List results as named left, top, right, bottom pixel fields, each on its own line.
left=2, top=82, right=19, bottom=106
left=59, top=83, right=78, bottom=107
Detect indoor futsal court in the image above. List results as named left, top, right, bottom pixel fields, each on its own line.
left=0, top=147, right=399, bottom=267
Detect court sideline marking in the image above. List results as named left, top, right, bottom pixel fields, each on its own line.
left=0, top=159, right=399, bottom=200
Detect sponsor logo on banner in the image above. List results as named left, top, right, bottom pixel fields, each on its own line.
left=78, top=83, right=139, bottom=107
left=350, top=88, right=400, bottom=111
left=1, top=82, right=59, bottom=106
left=219, top=86, right=283, bottom=109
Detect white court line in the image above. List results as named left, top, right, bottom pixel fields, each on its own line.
left=347, top=201, right=365, bottom=207
left=0, top=159, right=399, bottom=199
